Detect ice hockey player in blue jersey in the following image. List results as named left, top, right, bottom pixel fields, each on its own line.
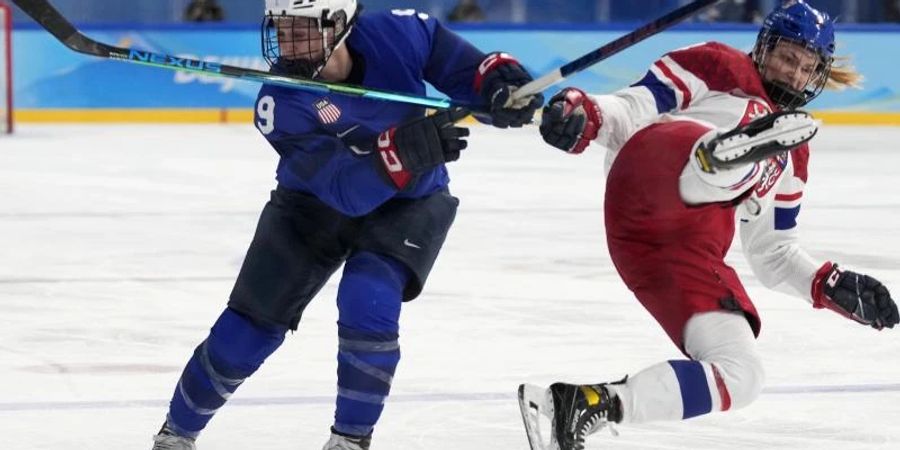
left=150, top=1, right=543, bottom=449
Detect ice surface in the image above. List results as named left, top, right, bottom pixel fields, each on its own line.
left=0, top=124, right=898, bottom=449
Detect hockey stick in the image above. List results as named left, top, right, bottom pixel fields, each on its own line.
left=10, top=0, right=463, bottom=110
left=511, top=0, right=722, bottom=101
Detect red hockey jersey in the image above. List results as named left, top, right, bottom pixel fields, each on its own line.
left=592, top=42, right=821, bottom=303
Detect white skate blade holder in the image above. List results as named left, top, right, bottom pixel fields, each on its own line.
left=518, top=384, right=560, bottom=450
left=709, top=111, right=820, bottom=168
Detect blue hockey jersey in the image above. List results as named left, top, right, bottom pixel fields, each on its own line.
left=253, top=10, right=487, bottom=217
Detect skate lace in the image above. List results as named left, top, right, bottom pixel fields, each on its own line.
left=582, top=410, right=619, bottom=437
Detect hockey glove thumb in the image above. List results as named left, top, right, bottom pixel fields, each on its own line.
left=539, top=87, right=602, bottom=154
left=474, top=52, right=544, bottom=128
left=812, top=262, right=899, bottom=330
left=376, top=107, right=470, bottom=189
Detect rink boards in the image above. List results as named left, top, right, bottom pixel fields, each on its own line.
left=9, top=24, right=900, bottom=124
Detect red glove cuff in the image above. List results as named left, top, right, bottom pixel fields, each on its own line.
left=811, top=261, right=837, bottom=308
left=812, top=261, right=849, bottom=317
left=562, top=87, right=603, bottom=154
left=377, top=128, right=413, bottom=189
left=473, top=52, right=520, bottom=93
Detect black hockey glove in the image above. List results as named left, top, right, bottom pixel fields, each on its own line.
left=376, top=107, right=470, bottom=189
left=539, top=87, right=603, bottom=154
left=812, top=262, right=899, bottom=330
left=474, top=52, right=544, bottom=128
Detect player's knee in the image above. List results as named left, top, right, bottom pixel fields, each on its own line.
left=342, top=252, right=409, bottom=291
left=685, top=312, right=764, bottom=410
left=205, top=308, right=287, bottom=378
left=713, top=349, right=765, bottom=411
left=338, top=252, right=409, bottom=332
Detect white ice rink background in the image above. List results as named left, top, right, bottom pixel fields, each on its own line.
left=0, top=124, right=898, bottom=449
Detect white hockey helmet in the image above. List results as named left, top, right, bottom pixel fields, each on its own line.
left=264, top=0, right=359, bottom=22
left=262, top=0, right=360, bottom=78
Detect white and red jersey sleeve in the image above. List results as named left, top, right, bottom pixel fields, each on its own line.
left=738, top=145, right=824, bottom=303
left=592, top=42, right=772, bottom=156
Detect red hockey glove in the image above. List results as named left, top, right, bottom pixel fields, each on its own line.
left=812, top=262, right=899, bottom=330
left=539, top=87, right=602, bottom=154
left=376, top=107, right=470, bottom=189
left=474, top=52, right=544, bottom=128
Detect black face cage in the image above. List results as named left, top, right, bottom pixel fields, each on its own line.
left=753, top=33, right=833, bottom=110
left=262, top=10, right=351, bottom=78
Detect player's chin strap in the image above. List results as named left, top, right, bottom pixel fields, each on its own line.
left=762, top=80, right=808, bottom=110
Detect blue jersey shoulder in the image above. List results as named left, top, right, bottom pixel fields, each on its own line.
left=359, top=9, right=437, bottom=65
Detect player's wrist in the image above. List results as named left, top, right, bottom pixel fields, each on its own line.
left=577, top=90, right=603, bottom=145
left=374, top=109, right=470, bottom=189
left=810, top=261, right=838, bottom=309
left=375, top=128, right=414, bottom=189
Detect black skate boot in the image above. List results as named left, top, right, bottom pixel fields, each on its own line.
left=549, top=383, right=623, bottom=450
left=519, top=381, right=623, bottom=450
left=695, top=110, right=818, bottom=172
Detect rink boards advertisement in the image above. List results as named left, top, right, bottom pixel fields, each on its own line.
left=10, top=24, right=900, bottom=124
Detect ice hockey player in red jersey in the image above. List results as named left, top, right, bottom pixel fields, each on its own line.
left=519, top=2, right=898, bottom=449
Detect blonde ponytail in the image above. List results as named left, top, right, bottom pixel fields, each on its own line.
left=826, top=56, right=863, bottom=90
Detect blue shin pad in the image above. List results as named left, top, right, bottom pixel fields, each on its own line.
left=333, top=252, right=408, bottom=437
left=165, top=308, right=286, bottom=437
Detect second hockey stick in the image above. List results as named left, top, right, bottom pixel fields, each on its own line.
left=511, top=0, right=722, bottom=101
left=11, top=0, right=462, bottom=110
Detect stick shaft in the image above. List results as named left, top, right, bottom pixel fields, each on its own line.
left=512, top=0, right=721, bottom=99
left=13, top=0, right=464, bottom=110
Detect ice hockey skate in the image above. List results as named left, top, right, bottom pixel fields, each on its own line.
left=322, top=428, right=372, bottom=450
left=518, top=382, right=622, bottom=450
left=151, top=423, right=195, bottom=450
left=696, top=110, right=819, bottom=172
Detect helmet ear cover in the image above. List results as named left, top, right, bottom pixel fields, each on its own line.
left=319, top=9, right=338, bottom=28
